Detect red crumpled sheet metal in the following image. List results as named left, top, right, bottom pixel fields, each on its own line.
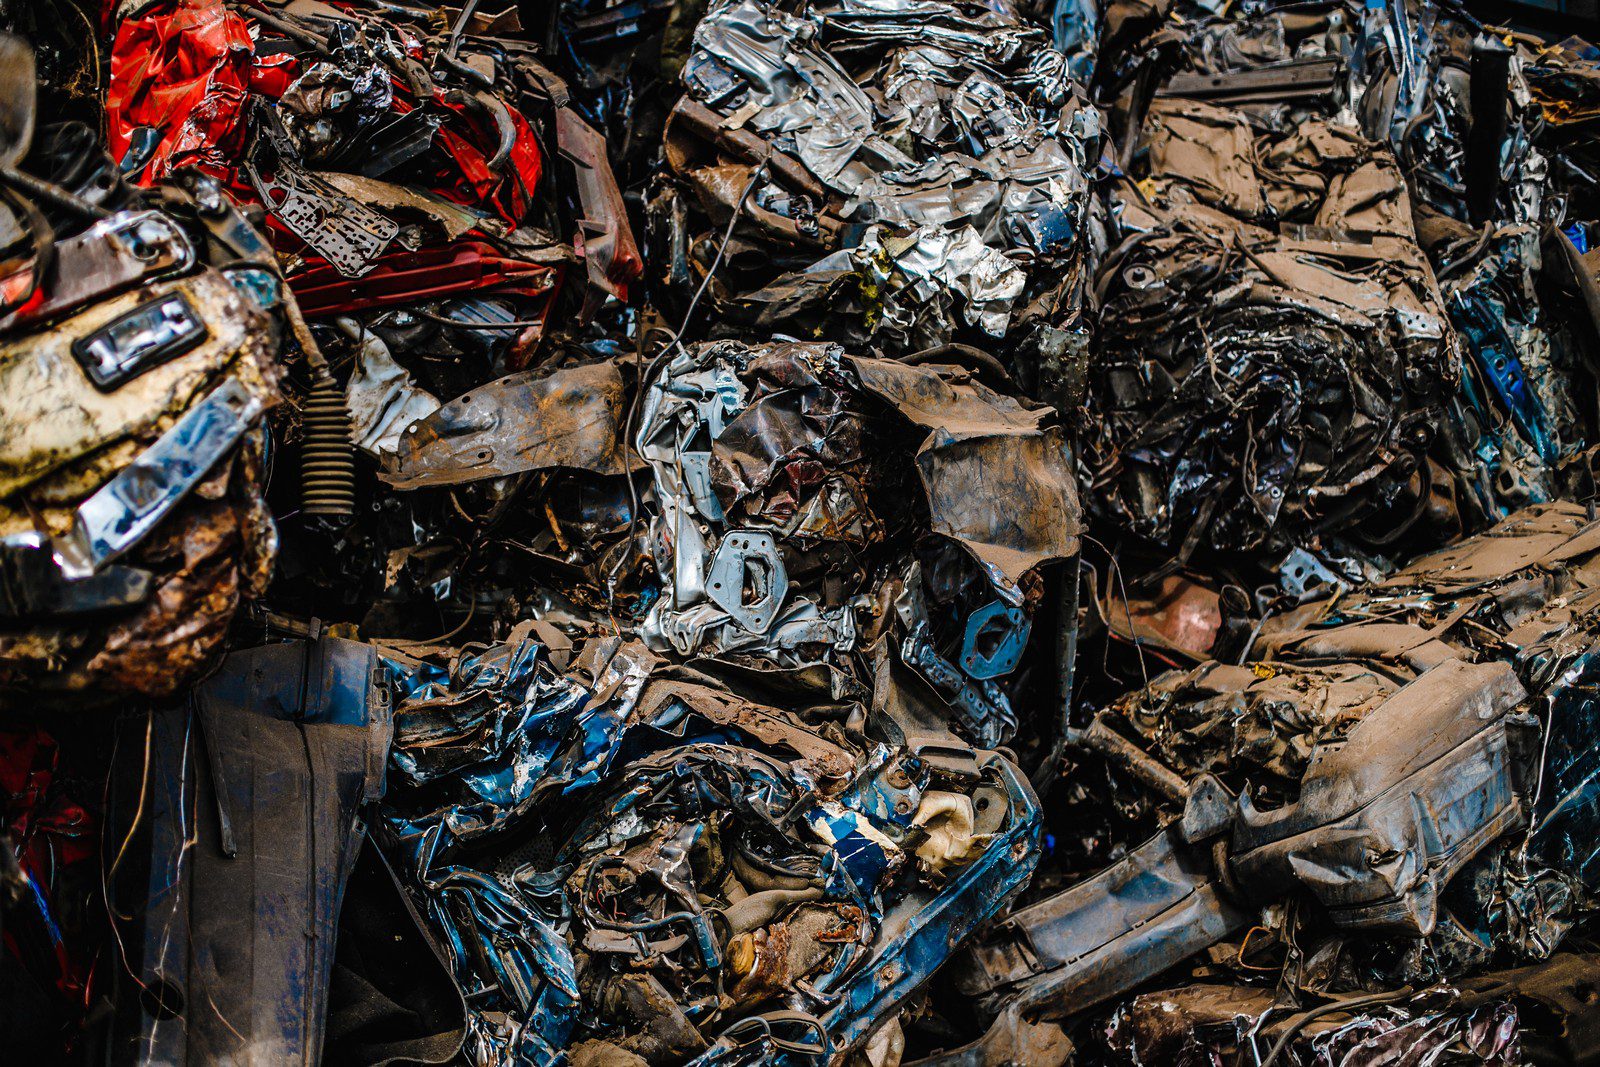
left=106, top=0, right=260, bottom=182
left=107, top=0, right=550, bottom=297
left=435, top=103, right=545, bottom=225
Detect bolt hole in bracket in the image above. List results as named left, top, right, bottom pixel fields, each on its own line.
left=961, top=599, right=1031, bottom=680
left=706, top=530, right=788, bottom=634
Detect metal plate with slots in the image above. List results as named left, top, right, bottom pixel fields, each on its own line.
left=65, top=378, right=265, bottom=571
left=71, top=290, right=209, bottom=390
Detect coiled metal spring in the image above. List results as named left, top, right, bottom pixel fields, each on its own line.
left=300, top=369, right=356, bottom=519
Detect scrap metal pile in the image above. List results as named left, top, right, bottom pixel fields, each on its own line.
left=5, top=1, right=1600, bottom=1065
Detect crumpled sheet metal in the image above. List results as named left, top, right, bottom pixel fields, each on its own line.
left=104, top=0, right=257, bottom=182
left=974, top=501, right=1600, bottom=1058
left=1102, top=658, right=1402, bottom=798
left=93, top=0, right=655, bottom=649
left=1085, top=103, right=1460, bottom=560
left=339, top=319, right=441, bottom=459
left=913, top=429, right=1078, bottom=592
left=634, top=338, right=1076, bottom=679
left=1106, top=982, right=1521, bottom=1067
left=1271, top=504, right=1600, bottom=914
left=377, top=627, right=1040, bottom=1065
left=1079, top=0, right=1600, bottom=560
left=1227, top=657, right=1530, bottom=935
left=104, top=0, right=640, bottom=335
left=1389, top=22, right=1600, bottom=515
left=635, top=341, right=865, bottom=662
left=663, top=0, right=1093, bottom=352
left=1298, top=502, right=1600, bottom=921
left=109, top=0, right=546, bottom=238
left=383, top=362, right=634, bottom=488
left=18, top=0, right=1600, bottom=1064
left=0, top=86, right=286, bottom=701
left=849, top=354, right=1080, bottom=591
left=954, top=651, right=1537, bottom=1067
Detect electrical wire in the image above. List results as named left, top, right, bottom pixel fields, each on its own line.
left=614, top=160, right=772, bottom=615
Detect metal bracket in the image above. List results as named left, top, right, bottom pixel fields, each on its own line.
left=679, top=450, right=725, bottom=522
left=3, top=209, right=194, bottom=333
left=62, top=377, right=265, bottom=573
left=245, top=109, right=398, bottom=278
left=705, top=530, right=788, bottom=634
left=960, top=599, right=1031, bottom=680
left=1277, top=547, right=1346, bottom=601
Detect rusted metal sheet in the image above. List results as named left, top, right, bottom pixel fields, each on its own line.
left=382, top=362, right=634, bottom=488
